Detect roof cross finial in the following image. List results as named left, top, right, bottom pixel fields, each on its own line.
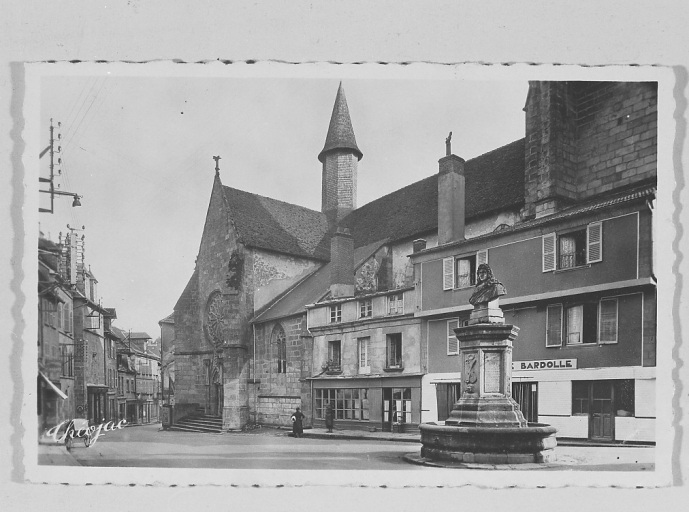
left=213, top=155, right=221, bottom=175
left=445, top=132, right=452, bottom=156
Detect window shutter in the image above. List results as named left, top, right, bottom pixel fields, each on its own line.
left=442, top=257, right=455, bottom=290
left=546, top=304, right=563, bottom=347
left=476, top=249, right=488, bottom=266
left=542, top=233, right=557, bottom=272
left=447, top=320, right=459, bottom=355
left=599, top=299, right=618, bottom=343
left=587, top=222, right=603, bottom=263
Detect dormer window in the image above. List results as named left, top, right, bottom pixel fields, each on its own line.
left=330, top=304, right=342, bottom=323
left=387, top=293, right=404, bottom=315
left=359, top=299, right=372, bottom=318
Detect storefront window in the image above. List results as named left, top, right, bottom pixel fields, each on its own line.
left=315, top=388, right=369, bottom=421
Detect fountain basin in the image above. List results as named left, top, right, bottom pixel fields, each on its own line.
left=419, top=422, right=557, bottom=464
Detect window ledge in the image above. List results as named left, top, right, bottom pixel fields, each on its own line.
left=324, top=369, right=342, bottom=375
left=383, top=366, right=404, bottom=372
left=553, top=264, right=591, bottom=274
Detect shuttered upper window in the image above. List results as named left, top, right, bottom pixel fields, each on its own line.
left=447, top=319, right=459, bottom=355
left=443, top=250, right=488, bottom=290
left=542, top=222, right=603, bottom=272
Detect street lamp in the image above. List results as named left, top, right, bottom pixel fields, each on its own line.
left=39, top=188, right=82, bottom=213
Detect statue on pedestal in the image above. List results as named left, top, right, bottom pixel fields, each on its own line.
left=469, top=263, right=506, bottom=306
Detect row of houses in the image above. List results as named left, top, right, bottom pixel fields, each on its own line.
left=37, top=230, right=161, bottom=435
left=163, top=80, right=657, bottom=443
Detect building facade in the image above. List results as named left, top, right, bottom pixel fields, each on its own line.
left=412, top=81, right=657, bottom=442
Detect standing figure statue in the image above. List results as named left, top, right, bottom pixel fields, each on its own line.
left=469, top=263, right=506, bottom=306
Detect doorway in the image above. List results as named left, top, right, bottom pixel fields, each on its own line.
left=572, top=380, right=634, bottom=441
left=435, top=383, right=460, bottom=422
left=382, top=387, right=411, bottom=432
left=210, top=367, right=223, bottom=417
left=512, top=381, right=538, bottom=423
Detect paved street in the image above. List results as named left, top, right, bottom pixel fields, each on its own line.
left=42, top=424, right=655, bottom=471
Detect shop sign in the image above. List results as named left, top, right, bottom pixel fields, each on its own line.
left=512, top=358, right=577, bottom=371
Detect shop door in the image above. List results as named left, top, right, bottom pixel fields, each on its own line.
left=382, top=387, right=411, bottom=431
left=512, top=382, right=538, bottom=423
left=591, top=381, right=614, bottom=440
left=435, top=383, right=460, bottom=422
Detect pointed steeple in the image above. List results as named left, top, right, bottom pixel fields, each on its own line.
left=318, top=82, right=363, bottom=163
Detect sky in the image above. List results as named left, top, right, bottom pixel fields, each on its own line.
left=37, top=70, right=529, bottom=339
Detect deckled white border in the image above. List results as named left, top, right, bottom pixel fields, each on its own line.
left=19, top=61, right=676, bottom=488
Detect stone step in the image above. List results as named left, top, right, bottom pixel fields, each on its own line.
left=177, top=420, right=223, bottom=430
left=168, top=424, right=223, bottom=434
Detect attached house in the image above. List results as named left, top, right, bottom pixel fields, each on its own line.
left=411, top=81, right=657, bottom=443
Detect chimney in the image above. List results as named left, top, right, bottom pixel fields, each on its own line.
left=329, top=227, right=355, bottom=298
left=412, top=239, right=427, bottom=253
left=437, top=133, right=466, bottom=245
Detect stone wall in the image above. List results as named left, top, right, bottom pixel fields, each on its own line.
left=252, top=314, right=312, bottom=426
left=253, top=249, right=319, bottom=311
left=523, top=81, right=657, bottom=219
left=574, top=82, right=657, bottom=198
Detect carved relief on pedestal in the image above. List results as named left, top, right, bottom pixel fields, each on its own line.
left=463, top=352, right=479, bottom=397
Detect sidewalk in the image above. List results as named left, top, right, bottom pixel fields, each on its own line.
left=295, top=427, right=420, bottom=443
left=288, top=427, right=654, bottom=448
left=38, top=434, right=82, bottom=466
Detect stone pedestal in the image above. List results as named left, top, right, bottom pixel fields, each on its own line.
left=419, top=299, right=557, bottom=464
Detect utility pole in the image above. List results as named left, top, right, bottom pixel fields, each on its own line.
left=39, top=119, right=82, bottom=213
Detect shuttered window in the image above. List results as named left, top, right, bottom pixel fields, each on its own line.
left=542, top=233, right=557, bottom=272
left=546, top=304, right=563, bottom=347
left=476, top=249, right=488, bottom=266
left=442, top=257, right=455, bottom=290
left=599, top=298, right=618, bottom=343
left=447, top=319, right=459, bottom=355
left=587, top=222, right=603, bottom=263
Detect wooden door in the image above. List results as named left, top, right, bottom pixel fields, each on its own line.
left=590, top=381, right=614, bottom=440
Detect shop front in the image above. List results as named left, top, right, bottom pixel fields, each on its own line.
left=87, top=385, right=108, bottom=424
left=310, top=374, right=422, bottom=432
left=512, top=360, right=655, bottom=443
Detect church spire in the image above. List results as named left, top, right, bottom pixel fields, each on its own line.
left=318, top=82, right=363, bottom=163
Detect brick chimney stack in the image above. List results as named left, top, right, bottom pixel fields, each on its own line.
left=437, top=133, right=466, bottom=245
left=329, top=227, right=355, bottom=298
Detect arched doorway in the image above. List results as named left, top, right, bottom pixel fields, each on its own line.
left=210, top=366, right=223, bottom=417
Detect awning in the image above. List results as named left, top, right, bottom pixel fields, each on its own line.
left=39, top=371, right=67, bottom=399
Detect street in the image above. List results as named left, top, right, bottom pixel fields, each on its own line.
left=60, top=424, right=423, bottom=470
left=46, top=424, right=656, bottom=471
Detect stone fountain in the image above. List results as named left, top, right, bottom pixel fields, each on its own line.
left=419, top=264, right=557, bottom=464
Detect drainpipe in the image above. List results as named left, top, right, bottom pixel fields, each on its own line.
left=252, top=323, right=257, bottom=425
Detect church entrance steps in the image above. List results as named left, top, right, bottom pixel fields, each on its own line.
left=169, top=414, right=224, bottom=433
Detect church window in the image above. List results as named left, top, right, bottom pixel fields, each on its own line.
left=273, top=324, right=287, bottom=373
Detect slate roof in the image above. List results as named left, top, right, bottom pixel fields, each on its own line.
left=341, top=138, right=525, bottom=248
left=318, top=83, right=363, bottom=162
left=223, top=186, right=330, bottom=261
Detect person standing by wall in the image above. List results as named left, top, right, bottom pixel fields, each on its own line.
left=325, top=401, right=334, bottom=433
left=291, top=406, right=305, bottom=438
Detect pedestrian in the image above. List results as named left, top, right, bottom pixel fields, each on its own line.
left=291, top=406, right=305, bottom=438
left=325, top=401, right=334, bottom=433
